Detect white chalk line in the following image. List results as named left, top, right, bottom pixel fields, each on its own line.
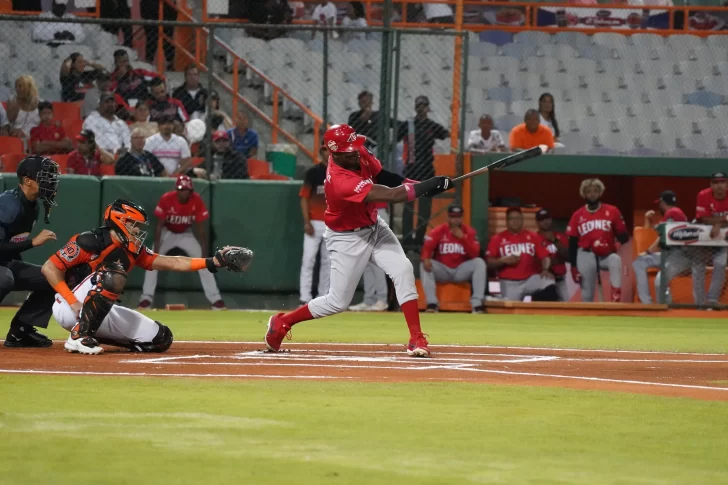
left=0, top=369, right=348, bottom=379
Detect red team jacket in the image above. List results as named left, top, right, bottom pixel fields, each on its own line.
left=154, top=191, right=210, bottom=233
left=696, top=188, right=728, bottom=219
left=487, top=229, right=549, bottom=281
left=566, top=203, right=627, bottom=254
left=538, top=231, right=568, bottom=277
left=421, top=223, right=480, bottom=269
left=660, top=207, right=688, bottom=224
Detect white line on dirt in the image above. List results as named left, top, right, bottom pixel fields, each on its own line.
left=121, top=361, right=457, bottom=371
left=0, top=369, right=348, bottom=379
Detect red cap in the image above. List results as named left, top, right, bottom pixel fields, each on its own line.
left=212, top=131, right=230, bottom=142
left=176, top=174, right=193, bottom=191
left=323, top=124, right=365, bottom=153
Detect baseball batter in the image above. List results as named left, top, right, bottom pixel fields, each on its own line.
left=691, top=172, right=728, bottom=305
left=42, top=199, right=247, bottom=355
left=265, top=124, right=454, bottom=357
left=535, top=208, right=570, bottom=301
left=486, top=207, right=557, bottom=301
left=139, top=175, right=224, bottom=310
left=566, top=178, right=629, bottom=302
left=299, top=148, right=330, bottom=304
left=632, top=191, right=689, bottom=304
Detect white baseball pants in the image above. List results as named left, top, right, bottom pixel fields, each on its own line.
left=361, top=208, right=389, bottom=305
left=140, top=227, right=221, bottom=304
left=420, top=258, right=487, bottom=308
left=299, top=219, right=331, bottom=303
left=53, top=275, right=159, bottom=345
left=577, top=249, right=621, bottom=302
left=308, top=216, right=417, bottom=318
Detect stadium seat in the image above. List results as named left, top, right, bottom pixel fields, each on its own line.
left=631, top=33, right=664, bottom=49
left=501, top=42, right=536, bottom=61
left=479, top=31, right=513, bottom=46
left=62, top=119, right=84, bottom=141
left=53, top=102, right=82, bottom=121
left=469, top=42, right=498, bottom=60
left=415, top=280, right=472, bottom=312
left=537, top=44, right=577, bottom=60
left=686, top=91, right=724, bottom=109
left=514, top=31, right=551, bottom=47
left=553, top=31, right=590, bottom=49
left=48, top=153, right=69, bottom=172
left=247, top=159, right=270, bottom=177
left=1, top=152, right=25, bottom=172
left=0, top=136, right=23, bottom=154
left=486, top=86, right=513, bottom=104
left=579, top=44, right=613, bottom=62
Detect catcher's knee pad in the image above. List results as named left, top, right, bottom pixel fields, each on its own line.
left=75, top=262, right=127, bottom=338
left=133, top=321, right=173, bottom=353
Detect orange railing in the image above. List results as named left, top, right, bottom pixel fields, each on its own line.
left=159, top=0, right=324, bottom=162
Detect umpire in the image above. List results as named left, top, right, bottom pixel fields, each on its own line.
left=2, top=156, right=61, bottom=348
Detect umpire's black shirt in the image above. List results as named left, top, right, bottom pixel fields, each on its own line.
left=0, top=189, right=39, bottom=264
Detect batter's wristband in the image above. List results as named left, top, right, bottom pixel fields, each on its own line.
left=205, top=257, right=218, bottom=273
left=404, top=183, right=416, bottom=202
left=404, top=178, right=418, bottom=184
left=53, top=281, right=78, bottom=306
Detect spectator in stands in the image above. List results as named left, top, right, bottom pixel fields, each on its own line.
left=509, top=109, right=555, bottom=152
left=341, top=2, right=367, bottom=41
left=247, top=0, right=293, bottom=40
left=115, top=127, right=168, bottom=177
left=422, top=3, right=454, bottom=23
left=227, top=111, right=259, bottom=159
left=140, top=0, right=176, bottom=67
left=486, top=207, right=558, bottom=302
left=209, top=131, right=249, bottom=180
left=347, top=90, right=380, bottom=145
left=100, top=0, right=133, bottom=48
left=691, top=172, right=728, bottom=307
left=66, top=129, right=115, bottom=176
left=144, top=115, right=192, bottom=176
left=466, top=114, right=506, bottom=153
left=632, top=190, right=688, bottom=304
left=207, top=91, right=234, bottom=132
left=29, top=101, right=72, bottom=155
left=129, top=102, right=159, bottom=138
left=59, top=52, right=107, bottom=102
left=32, top=0, right=86, bottom=45
left=7, top=75, right=41, bottom=144
left=420, top=204, right=486, bottom=313
left=172, top=65, right=208, bottom=121
left=397, top=95, right=450, bottom=248
left=82, top=72, right=131, bottom=119
left=0, top=104, right=10, bottom=136
left=312, top=1, right=338, bottom=39
left=537, top=93, right=560, bottom=142
left=147, top=78, right=189, bottom=135
left=112, top=49, right=161, bottom=105
left=82, top=92, right=131, bottom=155
left=535, top=209, right=570, bottom=301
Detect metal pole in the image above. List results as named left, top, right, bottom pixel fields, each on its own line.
left=205, top=24, right=215, bottom=176
left=376, top=0, right=392, bottom=162
left=659, top=248, right=667, bottom=305
left=323, top=27, right=329, bottom=127
left=458, top=32, right=468, bottom=159
left=390, top=30, right=402, bottom=173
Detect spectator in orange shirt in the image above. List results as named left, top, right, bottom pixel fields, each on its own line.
left=420, top=204, right=486, bottom=313
left=509, top=109, right=555, bottom=152
left=66, top=129, right=115, bottom=176
left=30, top=101, right=73, bottom=155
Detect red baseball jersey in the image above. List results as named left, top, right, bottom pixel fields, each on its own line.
left=487, top=229, right=549, bottom=280
left=154, top=191, right=210, bottom=233
left=566, top=203, right=627, bottom=250
left=538, top=231, right=568, bottom=277
left=661, top=206, right=688, bottom=223
left=67, top=149, right=102, bottom=176
left=30, top=122, right=66, bottom=145
left=421, top=223, right=481, bottom=269
left=695, top=188, right=728, bottom=220
left=324, top=146, right=382, bottom=232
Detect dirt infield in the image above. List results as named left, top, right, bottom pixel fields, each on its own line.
left=1, top=341, right=727, bottom=401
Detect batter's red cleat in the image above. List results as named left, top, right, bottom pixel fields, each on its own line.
left=406, top=333, right=431, bottom=358
left=611, top=288, right=622, bottom=303
left=265, top=313, right=291, bottom=352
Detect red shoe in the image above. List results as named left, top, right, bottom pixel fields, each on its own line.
left=406, top=333, right=430, bottom=358
left=211, top=300, right=226, bottom=310
left=265, top=313, right=291, bottom=352
left=611, top=288, right=622, bottom=303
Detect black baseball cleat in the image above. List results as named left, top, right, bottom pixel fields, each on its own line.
left=4, top=326, right=53, bottom=348
left=425, top=304, right=439, bottom=313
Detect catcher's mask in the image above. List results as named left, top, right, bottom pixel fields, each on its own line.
left=104, top=199, right=148, bottom=255
left=17, top=156, right=61, bottom=223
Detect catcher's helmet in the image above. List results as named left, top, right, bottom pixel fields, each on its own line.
left=104, top=199, right=148, bottom=255
left=323, top=124, right=366, bottom=153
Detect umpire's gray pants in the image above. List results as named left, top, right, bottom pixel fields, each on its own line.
left=420, top=258, right=486, bottom=308
left=500, top=275, right=554, bottom=301
left=576, top=248, right=621, bottom=302
left=632, top=249, right=692, bottom=304
left=690, top=247, right=728, bottom=305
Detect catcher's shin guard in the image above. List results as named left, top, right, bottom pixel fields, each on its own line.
left=132, top=321, right=173, bottom=353
left=72, top=262, right=127, bottom=339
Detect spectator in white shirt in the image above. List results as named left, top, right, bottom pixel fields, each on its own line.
left=82, top=92, right=131, bottom=156
left=312, top=1, right=338, bottom=39
left=423, top=3, right=454, bottom=23
left=467, top=114, right=507, bottom=153
left=538, top=92, right=560, bottom=142
left=32, top=0, right=86, bottom=44
left=341, top=2, right=368, bottom=41
left=144, top=115, right=193, bottom=176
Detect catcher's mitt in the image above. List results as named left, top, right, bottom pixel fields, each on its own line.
left=215, top=246, right=254, bottom=272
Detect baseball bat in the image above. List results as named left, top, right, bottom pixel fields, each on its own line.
left=452, top=145, right=548, bottom=183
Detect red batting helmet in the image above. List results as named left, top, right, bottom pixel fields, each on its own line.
left=176, top=174, right=193, bottom=191
left=323, top=124, right=366, bottom=153
left=591, top=236, right=613, bottom=257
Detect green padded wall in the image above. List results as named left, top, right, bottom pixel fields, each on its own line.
left=100, top=176, right=211, bottom=291
left=211, top=180, right=303, bottom=292
left=25, top=175, right=102, bottom=267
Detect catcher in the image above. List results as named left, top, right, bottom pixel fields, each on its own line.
left=41, top=199, right=252, bottom=355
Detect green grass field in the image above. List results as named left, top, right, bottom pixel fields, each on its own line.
left=2, top=310, right=727, bottom=485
